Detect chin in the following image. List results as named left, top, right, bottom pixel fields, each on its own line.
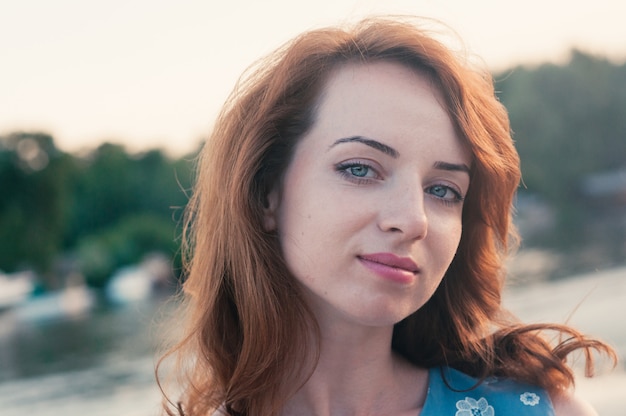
left=347, top=302, right=419, bottom=328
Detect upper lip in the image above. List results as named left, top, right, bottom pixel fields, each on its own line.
left=358, top=253, right=419, bottom=273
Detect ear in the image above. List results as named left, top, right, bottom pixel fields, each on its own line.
left=262, top=187, right=280, bottom=231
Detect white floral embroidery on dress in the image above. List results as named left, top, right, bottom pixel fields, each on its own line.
left=520, top=392, right=540, bottom=406
left=455, top=397, right=495, bottom=416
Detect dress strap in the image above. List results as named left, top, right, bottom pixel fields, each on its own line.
left=420, top=367, right=555, bottom=415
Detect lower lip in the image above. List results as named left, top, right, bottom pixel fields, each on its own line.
left=358, top=257, right=416, bottom=284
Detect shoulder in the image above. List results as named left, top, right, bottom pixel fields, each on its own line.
left=423, top=367, right=555, bottom=415
left=551, top=390, right=598, bottom=416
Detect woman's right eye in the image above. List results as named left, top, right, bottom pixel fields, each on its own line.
left=335, top=161, right=381, bottom=183
left=348, top=164, right=370, bottom=177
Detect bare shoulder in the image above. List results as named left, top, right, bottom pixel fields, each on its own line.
left=551, top=390, right=598, bottom=416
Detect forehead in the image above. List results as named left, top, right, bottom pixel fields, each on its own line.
left=317, top=61, right=447, bottom=129
left=320, top=60, right=442, bottom=104
left=306, top=61, right=470, bottom=163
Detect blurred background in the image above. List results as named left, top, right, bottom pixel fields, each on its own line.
left=1, top=1, right=625, bottom=415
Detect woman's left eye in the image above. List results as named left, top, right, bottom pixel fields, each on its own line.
left=426, top=184, right=464, bottom=203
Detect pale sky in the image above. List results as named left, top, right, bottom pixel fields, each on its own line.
left=1, top=0, right=625, bottom=156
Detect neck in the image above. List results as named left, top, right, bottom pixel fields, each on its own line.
left=281, top=320, right=428, bottom=416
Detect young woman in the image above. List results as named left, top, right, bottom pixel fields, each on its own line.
left=158, top=17, right=616, bottom=415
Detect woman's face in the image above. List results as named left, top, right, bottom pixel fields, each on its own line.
left=265, top=61, right=471, bottom=328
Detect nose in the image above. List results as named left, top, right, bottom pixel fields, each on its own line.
left=378, top=185, right=428, bottom=240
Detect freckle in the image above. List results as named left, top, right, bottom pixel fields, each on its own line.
left=307, top=214, right=311, bottom=219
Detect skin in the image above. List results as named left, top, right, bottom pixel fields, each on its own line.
left=553, top=392, right=599, bottom=416
left=266, top=61, right=470, bottom=331
left=263, top=61, right=594, bottom=415
left=265, top=61, right=469, bottom=415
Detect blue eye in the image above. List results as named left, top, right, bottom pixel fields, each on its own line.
left=430, top=185, right=449, bottom=198
left=335, top=161, right=381, bottom=183
left=426, top=184, right=464, bottom=205
left=349, top=165, right=370, bottom=177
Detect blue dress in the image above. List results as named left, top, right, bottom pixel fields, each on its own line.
left=421, top=367, right=555, bottom=415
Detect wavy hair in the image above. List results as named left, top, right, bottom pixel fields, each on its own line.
left=158, top=17, right=616, bottom=415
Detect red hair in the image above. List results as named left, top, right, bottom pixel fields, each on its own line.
left=158, top=17, right=616, bottom=415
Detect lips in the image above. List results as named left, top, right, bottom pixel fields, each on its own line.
left=357, top=253, right=419, bottom=274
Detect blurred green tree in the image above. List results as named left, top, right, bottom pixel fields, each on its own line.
left=0, top=133, right=194, bottom=289
left=64, top=143, right=192, bottom=286
left=0, top=132, right=75, bottom=286
left=64, top=143, right=192, bottom=248
left=75, top=213, right=180, bottom=287
left=496, top=50, right=626, bottom=250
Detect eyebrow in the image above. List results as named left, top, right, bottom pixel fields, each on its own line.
left=433, top=161, right=471, bottom=175
left=330, top=135, right=471, bottom=174
left=329, top=136, right=399, bottom=158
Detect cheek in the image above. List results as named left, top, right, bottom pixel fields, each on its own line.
left=278, top=208, right=336, bottom=259
left=277, top=193, right=360, bottom=284
left=432, top=215, right=464, bottom=263
left=275, top=193, right=324, bottom=276
left=451, top=219, right=463, bottom=247
left=278, top=175, right=359, bottom=243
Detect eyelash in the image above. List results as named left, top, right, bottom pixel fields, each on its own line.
left=335, top=161, right=381, bottom=184
left=336, top=161, right=465, bottom=206
left=425, top=185, right=465, bottom=207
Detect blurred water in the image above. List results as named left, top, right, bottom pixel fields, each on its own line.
left=0, top=267, right=624, bottom=415
left=504, top=266, right=626, bottom=415
left=0, top=297, right=165, bottom=416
